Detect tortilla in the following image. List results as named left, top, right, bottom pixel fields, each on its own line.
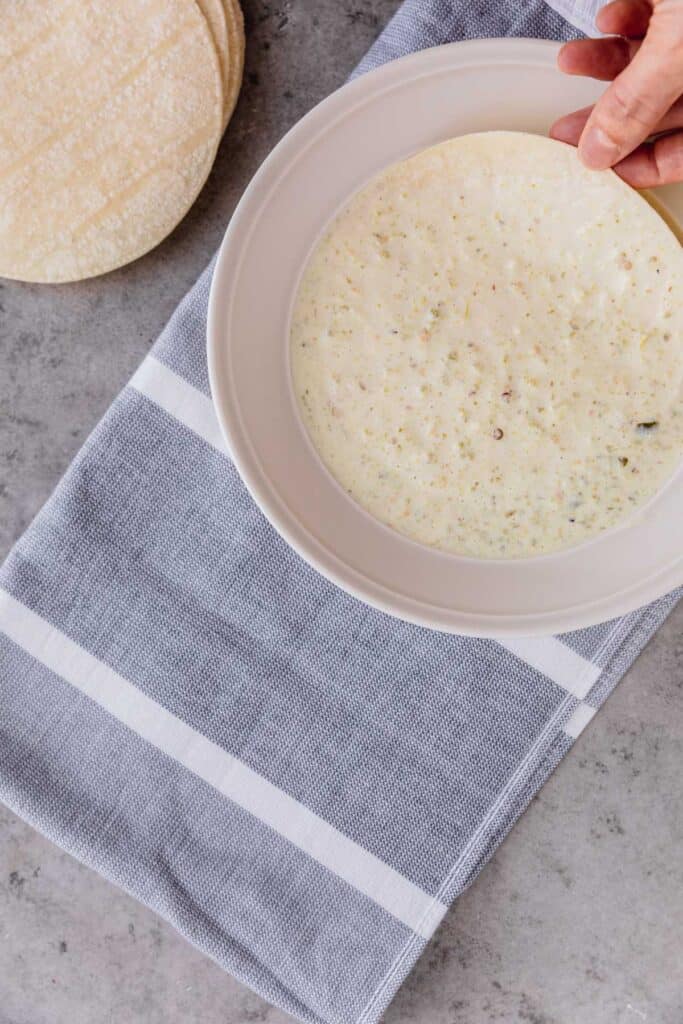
left=220, top=0, right=246, bottom=126
left=0, top=0, right=223, bottom=283
left=196, top=0, right=231, bottom=126
left=291, top=132, right=683, bottom=558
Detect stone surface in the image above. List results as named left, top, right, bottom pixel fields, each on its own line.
left=1, top=2, right=682, bottom=1023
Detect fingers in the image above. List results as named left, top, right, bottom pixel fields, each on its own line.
left=595, top=0, right=652, bottom=37
left=552, top=94, right=683, bottom=146
left=553, top=0, right=683, bottom=180
left=613, top=130, right=683, bottom=186
left=578, top=30, right=683, bottom=169
left=550, top=105, right=596, bottom=145
left=558, top=37, right=641, bottom=81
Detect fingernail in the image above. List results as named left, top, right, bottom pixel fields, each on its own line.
left=579, top=126, right=620, bottom=169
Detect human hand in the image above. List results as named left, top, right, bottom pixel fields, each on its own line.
left=550, top=0, right=683, bottom=186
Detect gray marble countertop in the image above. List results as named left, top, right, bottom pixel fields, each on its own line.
left=1, top=3, right=682, bottom=1022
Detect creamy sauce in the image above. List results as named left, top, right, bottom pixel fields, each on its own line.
left=291, top=133, right=683, bottom=558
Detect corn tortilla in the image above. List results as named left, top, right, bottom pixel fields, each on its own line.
left=0, top=0, right=223, bottom=283
left=220, top=0, right=245, bottom=127
left=291, top=132, right=683, bottom=558
left=196, top=0, right=234, bottom=130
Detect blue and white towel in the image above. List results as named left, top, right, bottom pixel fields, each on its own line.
left=1, top=2, right=679, bottom=1023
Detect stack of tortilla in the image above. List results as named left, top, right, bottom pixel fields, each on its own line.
left=0, top=0, right=245, bottom=283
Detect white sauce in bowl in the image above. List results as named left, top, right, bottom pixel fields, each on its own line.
left=290, top=133, right=683, bottom=558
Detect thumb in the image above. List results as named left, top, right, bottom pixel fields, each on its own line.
left=579, top=9, right=683, bottom=169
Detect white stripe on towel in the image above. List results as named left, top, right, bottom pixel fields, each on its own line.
left=0, top=587, right=446, bottom=940
left=129, top=357, right=227, bottom=453
left=544, top=0, right=602, bottom=35
left=130, top=357, right=603, bottom=706
left=499, top=637, right=601, bottom=700
left=564, top=701, right=597, bottom=739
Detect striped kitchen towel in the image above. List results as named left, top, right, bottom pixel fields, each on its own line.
left=0, top=2, right=680, bottom=1023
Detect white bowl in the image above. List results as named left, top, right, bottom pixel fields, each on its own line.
left=207, top=38, right=683, bottom=637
